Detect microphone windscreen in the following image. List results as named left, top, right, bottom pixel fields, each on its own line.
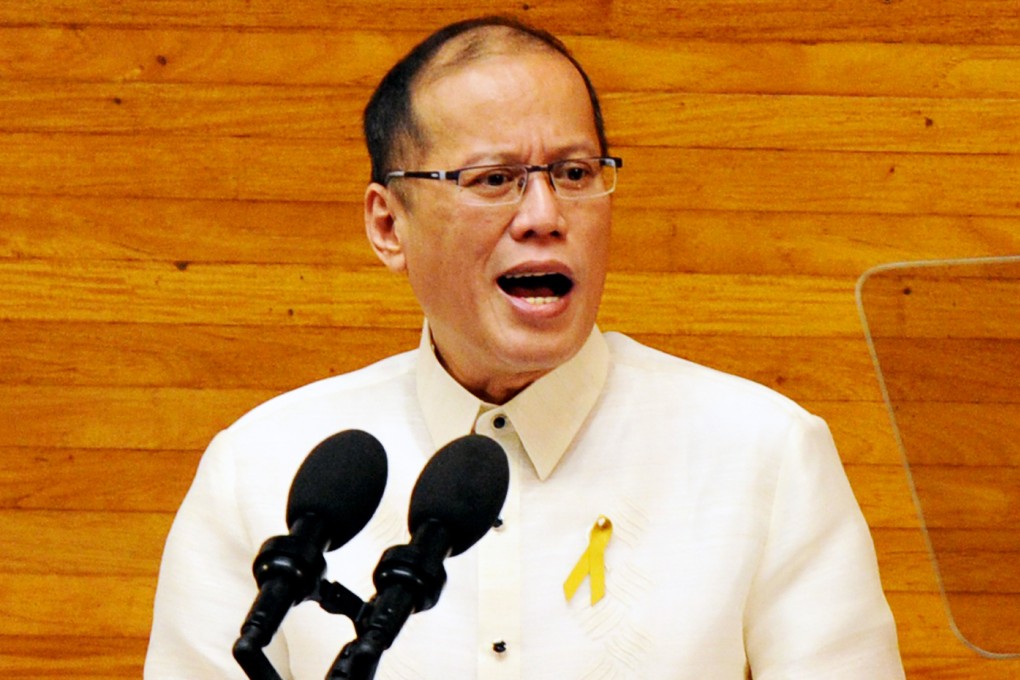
left=408, top=434, right=509, bottom=556
left=286, top=429, right=388, bottom=551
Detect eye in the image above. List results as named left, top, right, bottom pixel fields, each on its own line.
left=459, top=166, right=523, bottom=196
left=565, top=165, right=591, bottom=181
left=553, top=159, right=598, bottom=187
left=482, top=169, right=515, bottom=187
left=465, top=167, right=514, bottom=186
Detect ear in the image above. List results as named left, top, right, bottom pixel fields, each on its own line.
left=364, top=182, right=408, bottom=273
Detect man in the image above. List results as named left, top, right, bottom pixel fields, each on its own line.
left=146, top=16, right=905, bottom=679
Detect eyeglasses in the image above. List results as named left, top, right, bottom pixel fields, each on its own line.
left=385, top=156, right=623, bottom=206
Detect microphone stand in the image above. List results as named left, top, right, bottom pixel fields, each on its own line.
left=326, top=521, right=450, bottom=679
left=233, top=524, right=447, bottom=680
left=234, top=574, right=370, bottom=680
left=235, top=434, right=506, bottom=680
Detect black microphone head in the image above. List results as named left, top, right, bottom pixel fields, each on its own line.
left=286, top=429, right=388, bottom=552
left=408, top=434, right=509, bottom=557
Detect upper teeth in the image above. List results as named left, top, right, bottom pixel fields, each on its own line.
left=505, top=272, right=549, bottom=279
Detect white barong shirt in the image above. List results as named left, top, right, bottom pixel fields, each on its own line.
left=146, top=327, right=904, bottom=679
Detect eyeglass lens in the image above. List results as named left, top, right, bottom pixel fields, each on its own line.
left=458, top=159, right=616, bottom=205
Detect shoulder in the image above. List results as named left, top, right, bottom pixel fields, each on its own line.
left=225, top=348, right=419, bottom=437
left=596, top=333, right=839, bottom=495
left=603, top=332, right=813, bottom=422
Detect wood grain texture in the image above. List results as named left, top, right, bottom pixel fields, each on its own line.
left=0, top=574, right=156, bottom=637
left=2, top=27, right=1019, bottom=99
left=0, top=259, right=869, bottom=336
left=0, top=448, right=200, bottom=510
left=4, top=82, right=1020, bottom=155
left=0, top=636, right=146, bottom=679
left=0, top=510, right=174, bottom=574
left=4, top=135, right=1020, bottom=218
left=2, top=0, right=1020, bottom=675
left=0, top=387, right=273, bottom=449
left=0, top=1, right=1018, bottom=45
left=5, top=195, right=1019, bottom=276
left=868, top=338, right=1020, bottom=403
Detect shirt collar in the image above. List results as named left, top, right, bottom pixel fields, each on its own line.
left=416, top=322, right=610, bottom=480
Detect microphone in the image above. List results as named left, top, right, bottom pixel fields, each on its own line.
left=235, top=429, right=388, bottom=655
left=407, top=433, right=511, bottom=557
left=328, top=434, right=509, bottom=679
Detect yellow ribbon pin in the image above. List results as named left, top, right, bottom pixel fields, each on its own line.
left=563, top=515, right=613, bottom=605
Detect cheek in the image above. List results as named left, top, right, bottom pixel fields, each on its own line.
left=580, top=205, right=613, bottom=263
left=403, top=214, right=500, bottom=306
left=443, top=209, right=508, bottom=267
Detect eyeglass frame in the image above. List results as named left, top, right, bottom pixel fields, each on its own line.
left=384, top=156, right=623, bottom=206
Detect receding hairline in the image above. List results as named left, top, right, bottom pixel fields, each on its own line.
left=396, top=26, right=586, bottom=166
left=417, top=24, right=566, bottom=89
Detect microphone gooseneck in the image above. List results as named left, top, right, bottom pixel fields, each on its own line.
left=328, top=434, right=509, bottom=679
left=234, top=429, right=388, bottom=677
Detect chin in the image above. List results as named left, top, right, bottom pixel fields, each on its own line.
left=498, top=328, right=587, bottom=373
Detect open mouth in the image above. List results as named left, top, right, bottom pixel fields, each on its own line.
left=497, top=272, right=574, bottom=305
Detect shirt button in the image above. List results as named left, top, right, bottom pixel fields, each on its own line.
left=492, top=640, right=507, bottom=654
left=493, top=415, right=506, bottom=429
left=492, top=517, right=504, bottom=531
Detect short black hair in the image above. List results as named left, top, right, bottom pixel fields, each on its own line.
left=363, top=15, right=608, bottom=185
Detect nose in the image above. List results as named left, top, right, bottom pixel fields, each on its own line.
left=508, top=170, right=565, bottom=240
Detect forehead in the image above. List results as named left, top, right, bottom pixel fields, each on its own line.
left=410, top=46, right=599, bottom=163
left=419, top=25, right=561, bottom=86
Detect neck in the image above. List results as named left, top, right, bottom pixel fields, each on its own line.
left=435, top=350, right=547, bottom=405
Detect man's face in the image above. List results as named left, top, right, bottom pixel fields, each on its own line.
left=367, top=49, right=612, bottom=403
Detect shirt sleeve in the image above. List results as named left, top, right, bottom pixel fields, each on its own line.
left=144, top=430, right=292, bottom=679
left=743, top=413, right=905, bottom=679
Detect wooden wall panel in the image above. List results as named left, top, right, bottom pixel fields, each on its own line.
left=0, top=449, right=200, bottom=509
left=2, top=0, right=1019, bottom=676
left=6, top=196, right=1019, bottom=275
left=1, top=261, right=866, bottom=336
left=0, top=196, right=376, bottom=265
left=4, top=28, right=1020, bottom=98
left=0, top=511, right=173, bottom=573
left=1, top=1, right=1018, bottom=45
left=6, top=135, right=1020, bottom=215
left=5, top=84, right=1020, bottom=155
left=0, top=636, right=147, bottom=679
left=0, top=387, right=273, bottom=449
